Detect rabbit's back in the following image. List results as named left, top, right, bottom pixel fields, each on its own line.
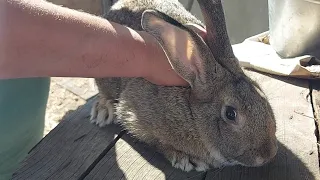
left=96, top=0, right=204, bottom=99
left=106, top=0, right=203, bottom=31
left=94, top=0, right=205, bottom=146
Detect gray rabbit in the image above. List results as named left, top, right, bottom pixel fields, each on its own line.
left=90, top=0, right=278, bottom=172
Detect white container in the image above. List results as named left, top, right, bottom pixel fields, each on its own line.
left=268, top=0, right=320, bottom=58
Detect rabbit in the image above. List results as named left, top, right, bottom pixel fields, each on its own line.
left=90, top=0, right=278, bottom=172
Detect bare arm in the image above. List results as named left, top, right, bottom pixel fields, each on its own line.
left=0, top=0, right=187, bottom=86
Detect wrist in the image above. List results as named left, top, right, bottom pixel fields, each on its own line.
left=136, top=31, right=169, bottom=79
left=132, top=31, right=188, bottom=86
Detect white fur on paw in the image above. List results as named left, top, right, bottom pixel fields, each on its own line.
left=90, top=99, right=99, bottom=122
left=90, top=100, right=115, bottom=127
left=193, top=160, right=209, bottom=172
left=171, top=156, right=194, bottom=172
left=105, top=100, right=114, bottom=124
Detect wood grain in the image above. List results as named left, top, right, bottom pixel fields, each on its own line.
left=12, top=98, right=123, bottom=180
left=84, top=133, right=206, bottom=180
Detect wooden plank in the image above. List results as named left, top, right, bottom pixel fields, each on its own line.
left=12, top=98, right=123, bottom=180
left=204, top=71, right=320, bottom=180
left=84, top=133, right=206, bottom=180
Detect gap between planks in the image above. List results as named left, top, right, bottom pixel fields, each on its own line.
left=78, top=130, right=126, bottom=180
left=310, top=80, right=320, bottom=168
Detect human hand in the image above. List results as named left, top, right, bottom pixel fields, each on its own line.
left=144, top=64, right=189, bottom=86
left=138, top=31, right=189, bottom=86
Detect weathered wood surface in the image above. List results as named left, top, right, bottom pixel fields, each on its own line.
left=11, top=98, right=123, bottom=180
left=12, top=70, right=320, bottom=180
left=83, top=133, right=205, bottom=180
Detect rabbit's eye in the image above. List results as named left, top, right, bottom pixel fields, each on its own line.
left=225, top=106, right=237, bottom=121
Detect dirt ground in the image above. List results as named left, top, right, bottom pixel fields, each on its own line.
left=44, top=77, right=97, bottom=135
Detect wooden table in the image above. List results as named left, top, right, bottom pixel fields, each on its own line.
left=12, top=70, right=320, bottom=180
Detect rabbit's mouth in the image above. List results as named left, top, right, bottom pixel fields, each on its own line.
left=236, top=158, right=271, bottom=167
left=221, top=159, right=239, bottom=167
left=230, top=152, right=276, bottom=167
left=228, top=139, right=278, bottom=167
left=209, top=158, right=238, bottom=168
left=216, top=154, right=245, bottom=167
left=227, top=155, right=257, bottom=167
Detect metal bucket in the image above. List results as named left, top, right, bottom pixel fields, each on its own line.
left=268, top=0, right=320, bottom=58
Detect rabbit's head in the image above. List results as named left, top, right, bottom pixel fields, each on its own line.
left=141, top=0, right=277, bottom=167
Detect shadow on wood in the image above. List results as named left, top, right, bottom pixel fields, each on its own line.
left=12, top=98, right=125, bottom=180
left=84, top=131, right=206, bottom=180
left=204, top=142, right=317, bottom=180
left=88, top=129, right=317, bottom=180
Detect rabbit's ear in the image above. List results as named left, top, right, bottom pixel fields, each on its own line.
left=184, top=23, right=207, bottom=39
left=141, top=10, right=223, bottom=90
left=197, top=0, right=241, bottom=70
left=197, top=0, right=233, bottom=58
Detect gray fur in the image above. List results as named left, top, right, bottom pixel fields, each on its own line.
left=91, top=0, right=278, bottom=172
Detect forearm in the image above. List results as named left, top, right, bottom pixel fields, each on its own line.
left=0, top=0, right=159, bottom=79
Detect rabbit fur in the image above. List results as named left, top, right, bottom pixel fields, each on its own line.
left=90, top=0, right=278, bottom=172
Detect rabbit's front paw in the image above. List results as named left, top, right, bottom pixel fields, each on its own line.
left=90, top=97, right=116, bottom=127
left=191, top=159, right=210, bottom=172
left=170, top=153, right=209, bottom=172
left=171, top=155, right=193, bottom=172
